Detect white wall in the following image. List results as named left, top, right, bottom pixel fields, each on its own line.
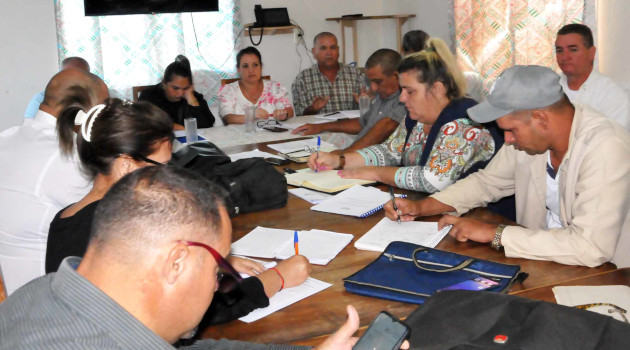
left=0, top=1, right=59, bottom=131
left=598, top=0, right=630, bottom=93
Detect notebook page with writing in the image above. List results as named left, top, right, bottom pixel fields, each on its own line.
left=230, top=227, right=294, bottom=259
left=355, top=218, right=450, bottom=252
left=286, top=169, right=375, bottom=193
left=311, top=185, right=401, bottom=217
left=239, top=277, right=331, bottom=323
left=275, top=229, right=353, bottom=265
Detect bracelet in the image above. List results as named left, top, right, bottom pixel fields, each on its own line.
left=269, top=267, right=284, bottom=291
left=335, top=155, right=346, bottom=170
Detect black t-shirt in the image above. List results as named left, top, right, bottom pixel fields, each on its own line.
left=46, top=200, right=268, bottom=325
left=139, top=83, right=215, bottom=128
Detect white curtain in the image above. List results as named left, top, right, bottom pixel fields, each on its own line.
left=55, top=0, right=242, bottom=104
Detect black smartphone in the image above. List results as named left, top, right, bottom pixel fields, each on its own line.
left=263, top=126, right=289, bottom=132
left=264, top=157, right=290, bottom=166
left=353, top=311, right=410, bottom=350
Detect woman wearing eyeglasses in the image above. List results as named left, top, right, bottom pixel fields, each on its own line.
left=46, top=98, right=310, bottom=324
left=218, top=46, right=294, bottom=125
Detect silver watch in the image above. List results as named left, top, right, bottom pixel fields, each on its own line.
left=492, top=224, right=507, bottom=251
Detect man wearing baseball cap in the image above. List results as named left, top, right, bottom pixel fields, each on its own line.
left=384, top=65, right=630, bottom=267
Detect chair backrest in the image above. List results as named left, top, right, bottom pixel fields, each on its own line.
left=0, top=263, right=7, bottom=304
left=220, top=75, right=270, bottom=86
left=132, top=85, right=154, bottom=101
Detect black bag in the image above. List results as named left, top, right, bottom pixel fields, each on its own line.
left=405, top=289, right=630, bottom=349
left=171, top=142, right=288, bottom=216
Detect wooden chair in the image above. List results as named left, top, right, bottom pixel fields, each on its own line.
left=132, top=85, right=154, bottom=101
left=220, top=75, right=270, bottom=86
left=0, top=263, right=6, bottom=304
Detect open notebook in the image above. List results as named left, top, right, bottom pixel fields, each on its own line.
left=286, top=168, right=375, bottom=193
left=354, top=217, right=452, bottom=252
left=310, top=185, right=405, bottom=217
left=231, top=227, right=353, bottom=265
left=267, top=138, right=336, bottom=163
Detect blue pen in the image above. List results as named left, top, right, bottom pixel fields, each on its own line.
left=294, top=230, right=299, bottom=255
left=315, top=136, right=321, bottom=173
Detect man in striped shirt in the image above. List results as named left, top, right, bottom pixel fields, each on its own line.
left=0, top=166, right=377, bottom=350
left=292, top=32, right=365, bottom=116
left=293, top=49, right=407, bottom=153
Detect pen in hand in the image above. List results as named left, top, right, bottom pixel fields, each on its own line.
left=294, top=230, right=299, bottom=255
left=388, top=186, right=401, bottom=225
left=315, top=136, right=321, bottom=173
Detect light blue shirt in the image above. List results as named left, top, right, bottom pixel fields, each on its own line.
left=24, top=91, right=44, bottom=119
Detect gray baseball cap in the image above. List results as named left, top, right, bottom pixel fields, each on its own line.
left=468, top=65, right=564, bottom=123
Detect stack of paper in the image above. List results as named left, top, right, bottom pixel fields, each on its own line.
left=267, top=138, right=336, bottom=163
left=227, top=149, right=284, bottom=162
left=354, top=217, right=452, bottom=252
left=310, top=185, right=404, bottom=217
left=286, top=169, right=375, bottom=193
left=231, top=227, right=353, bottom=265
left=553, top=285, right=630, bottom=323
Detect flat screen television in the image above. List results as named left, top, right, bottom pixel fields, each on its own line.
left=84, top=0, right=219, bottom=16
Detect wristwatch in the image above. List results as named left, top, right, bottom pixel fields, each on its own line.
left=491, top=224, right=507, bottom=251
left=336, top=155, right=346, bottom=170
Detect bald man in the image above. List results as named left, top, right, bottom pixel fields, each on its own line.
left=24, top=56, right=91, bottom=119
left=0, top=69, right=109, bottom=295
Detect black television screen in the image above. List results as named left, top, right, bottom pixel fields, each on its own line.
left=84, top=0, right=219, bottom=16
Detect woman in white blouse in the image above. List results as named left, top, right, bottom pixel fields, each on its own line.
left=218, top=46, right=294, bottom=125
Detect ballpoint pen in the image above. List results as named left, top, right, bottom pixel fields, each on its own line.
left=388, top=186, right=401, bottom=225
left=323, top=111, right=340, bottom=116
left=294, top=230, right=299, bottom=255
left=315, top=136, right=321, bottom=173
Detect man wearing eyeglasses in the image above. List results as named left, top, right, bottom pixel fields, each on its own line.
left=0, top=166, right=398, bottom=349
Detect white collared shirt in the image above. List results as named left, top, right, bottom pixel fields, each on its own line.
left=0, top=110, right=90, bottom=295
left=560, top=70, right=630, bottom=130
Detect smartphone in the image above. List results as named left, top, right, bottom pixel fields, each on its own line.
left=437, top=276, right=499, bottom=292
left=353, top=311, right=409, bottom=350
left=263, top=126, right=289, bottom=133
left=264, top=157, right=290, bottom=166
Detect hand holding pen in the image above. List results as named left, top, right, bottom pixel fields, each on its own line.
left=388, top=186, right=401, bottom=225
left=315, top=136, right=321, bottom=173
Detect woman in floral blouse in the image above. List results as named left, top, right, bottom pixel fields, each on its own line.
left=308, top=38, right=502, bottom=193
left=218, top=46, right=294, bottom=125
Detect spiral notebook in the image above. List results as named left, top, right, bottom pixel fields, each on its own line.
left=354, top=218, right=452, bottom=252
left=310, top=185, right=405, bottom=217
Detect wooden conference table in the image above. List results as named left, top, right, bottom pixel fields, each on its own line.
left=200, top=140, right=619, bottom=346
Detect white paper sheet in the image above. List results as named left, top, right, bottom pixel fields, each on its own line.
left=310, top=185, right=402, bottom=217
left=288, top=188, right=333, bottom=204
left=267, top=138, right=336, bottom=154
left=553, top=285, right=630, bottom=323
left=228, top=149, right=284, bottom=162
left=354, top=218, right=451, bottom=252
left=239, top=277, right=332, bottom=322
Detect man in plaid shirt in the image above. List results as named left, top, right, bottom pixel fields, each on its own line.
left=292, top=32, right=365, bottom=116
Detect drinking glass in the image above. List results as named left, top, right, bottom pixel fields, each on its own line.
left=184, top=118, right=198, bottom=144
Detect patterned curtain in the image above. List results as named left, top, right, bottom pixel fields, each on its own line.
left=453, top=0, right=591, bottom=95
left=54, top=0, right=242, bottom=104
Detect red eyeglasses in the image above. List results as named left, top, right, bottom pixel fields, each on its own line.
left=177, top=240, right=243, bottom=293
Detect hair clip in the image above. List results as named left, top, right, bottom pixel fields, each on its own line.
left=74, top=110, right=88, bottom=126
left=81, top=104, right=106, bottom=142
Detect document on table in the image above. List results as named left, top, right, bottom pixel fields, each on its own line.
left=553, top=285, right=630, bottom=323
left=310, top=185, right=405, bottom=217
left=286, top=169, right=375, bottom=193
left=267, top=138, right=336, bottom=160
left=354, top=217, right=451, bottom=252
left=288, top=188, right=333, bottom=204
left=227, top=149, right=284, bottom=162
left=231, top=227, right=353, bottom=265
left=315, top=110, right=360, bottom=120
left=239, top=277, right=332, bottom=323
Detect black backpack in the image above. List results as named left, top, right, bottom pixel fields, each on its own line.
left=171, top=142, right=287, bottom=216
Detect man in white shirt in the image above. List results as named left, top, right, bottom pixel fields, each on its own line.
left=0, top=69, right=109, bottom=294
left=555, top=23, right=630, bottom=130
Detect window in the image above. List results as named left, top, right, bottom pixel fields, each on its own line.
left=55, top=0, right=242, bottom=104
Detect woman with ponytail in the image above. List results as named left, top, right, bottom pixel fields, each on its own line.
left=308, top=38, right=503, bottom=193
left=139, top=55, right=215, bottom=129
